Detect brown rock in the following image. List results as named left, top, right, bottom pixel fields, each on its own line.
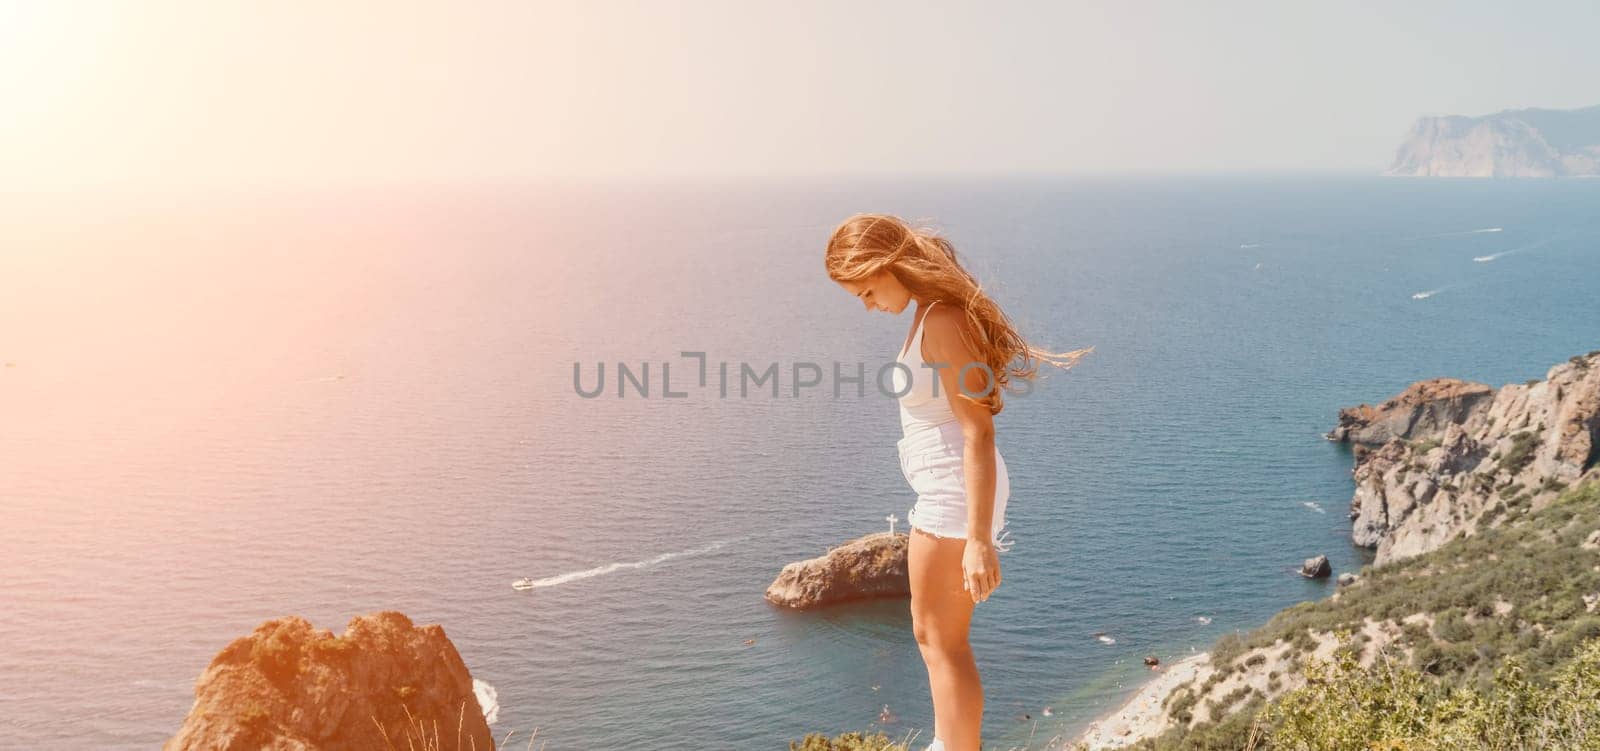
left=1337, top=351, right=1600, bottom=566
left=765, top=531, right=909, bottom=608
left=165, top=611, right=493, bottom=751
left=1328, top=378, right=1494, bottom=446
left=1300, top=555, right=1332, bottom=578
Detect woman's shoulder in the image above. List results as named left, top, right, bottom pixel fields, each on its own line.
left=922, top=303, right=977, bottom=351
left=925, top=301, right=965, bottom=327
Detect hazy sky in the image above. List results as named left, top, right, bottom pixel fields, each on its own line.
left=4, top=1, right=1598, bottom=188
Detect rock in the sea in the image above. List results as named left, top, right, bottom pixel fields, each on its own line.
left=1301, top=555, right=1332, bottom=579
left=165, top=611, right=493, bottom=751
left=765, top=531, right=909, bottom=608
left=1338, top=351, right=1600, bottom=566
left=1338, top=572, right=1360, bottom=587
left=1143, top=656, right=1161, bottom=667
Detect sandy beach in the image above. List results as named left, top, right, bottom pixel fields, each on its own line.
left=1073, top=652, right=1211, bottom=750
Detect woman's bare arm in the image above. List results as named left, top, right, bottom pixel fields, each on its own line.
left=921, top=304, right=1003, bottom=601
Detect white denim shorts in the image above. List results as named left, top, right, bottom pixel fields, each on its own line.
left=896, top=421, right=1015, bottom=553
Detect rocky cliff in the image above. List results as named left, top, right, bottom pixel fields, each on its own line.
left=166, top=611, right=494, bottom=751
left=1330, top=351, right=1600, bottom=565
left=1079, top=476, right=1600, bottom=749
left=766, top=531, right=909, bottom=609
left=1386, top=104, right=1600, bottom=177
left=1070, top=351, right=1600, bottom=750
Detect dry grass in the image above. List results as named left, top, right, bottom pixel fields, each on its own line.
left=368, top=697, right=548, bottom=751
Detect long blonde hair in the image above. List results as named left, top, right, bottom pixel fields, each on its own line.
left=824, top=213, right=1092, bottom=415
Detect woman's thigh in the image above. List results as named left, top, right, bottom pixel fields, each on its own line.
left=907, top=527, right=975, bottom=649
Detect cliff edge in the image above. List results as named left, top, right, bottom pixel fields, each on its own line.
left=1071, top=350, right=1600, bottom=749
left=1330, top=350, right=1600, bottom=565
left=1386, top=104, right=1600, bottom=177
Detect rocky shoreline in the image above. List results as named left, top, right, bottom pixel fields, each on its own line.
left=1074, top=653, right=1211, bottom=749
left=1333, top=350, right=1600, bottom=565
left=1071, top=350, right=1600, bottom=749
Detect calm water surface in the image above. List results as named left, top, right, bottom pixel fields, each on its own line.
left=2, top=176, right=1598, bottom=748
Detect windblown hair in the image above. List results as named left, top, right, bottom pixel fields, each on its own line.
left=824, top=213, right=1092, bottom=415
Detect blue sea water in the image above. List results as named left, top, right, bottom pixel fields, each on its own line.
left=1, top=175, right=1598, bottom=749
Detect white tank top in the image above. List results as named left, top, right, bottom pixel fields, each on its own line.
left=892, top=301, right=959, bottom=436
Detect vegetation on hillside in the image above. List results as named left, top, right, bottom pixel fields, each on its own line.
left=795, top=481, right=1600, bottom=750
left=1128, top=479, right=1600, bottom=750
left=788, top=730, right=912, bottom=750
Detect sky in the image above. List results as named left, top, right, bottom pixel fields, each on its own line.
left=3, top=0, right=1599, bottom=189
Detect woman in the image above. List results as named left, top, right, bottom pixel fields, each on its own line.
left=825, top=214, right=1090, bottom=751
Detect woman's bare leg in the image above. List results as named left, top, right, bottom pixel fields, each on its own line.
left=908, top=526, right=983, bottom=751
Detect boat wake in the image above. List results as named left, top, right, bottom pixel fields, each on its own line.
left=519, top=538, right=736, bottom=589
left=1474, top=237, right=1551, bottom=263
left=1411, top=288, right=1443, bottom=300
left=1408, top=227, right=1504, bottom=241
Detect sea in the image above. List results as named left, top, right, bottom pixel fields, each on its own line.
left=2, top=175, right=1598, bottom=749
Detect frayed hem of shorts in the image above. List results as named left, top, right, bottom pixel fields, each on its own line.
left=908, top=523, right=1016, bottom=553
left=909, top=523, right=966, bottom=541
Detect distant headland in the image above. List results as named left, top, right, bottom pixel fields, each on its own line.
left=1386, top=104, right=1600, bottom=177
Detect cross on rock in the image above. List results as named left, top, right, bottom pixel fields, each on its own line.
left=886, top=513, right=899, bottom=535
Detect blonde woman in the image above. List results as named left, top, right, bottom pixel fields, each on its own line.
left=825, top=214, right=1089, bottom=751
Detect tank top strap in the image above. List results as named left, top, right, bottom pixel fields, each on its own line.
left=900, top=300, right=938, bottom=361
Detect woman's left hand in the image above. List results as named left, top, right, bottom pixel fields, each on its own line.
left=962, top=538, right=1001, bottom=603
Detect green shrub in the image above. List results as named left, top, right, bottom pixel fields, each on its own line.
left=1211, top=632, right=1247, bottom=668
left=1129, top=480, right=1600, bottom=750
left=1168, top=688, right=1199, bottom=725
left=1496, top=432, right=1538, bottom=475
left=1410, top=437, right=1442, bottom=454
left=1267, top=637, right=1600, bottom=750
left=788, top=731, right=906, bottom=751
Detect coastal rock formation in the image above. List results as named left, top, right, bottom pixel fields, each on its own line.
left=765, top=531, right=909, bottom=609
left=1077, top=618, right=1415, bottom=749
left=1300, top=555, right=1332, bottom=579
left=1386, top=104, right=1600, bottom=177
left=1069, top=355, right=1600, bottom=750
left=166, top=611, right=494, bottom=751
left=1327, top=378, right=1495, bottom=445
left=1331, top=351, right=1600, bottom=565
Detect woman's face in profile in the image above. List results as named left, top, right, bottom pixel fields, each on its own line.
left=837, top=270, right=913, bottom=314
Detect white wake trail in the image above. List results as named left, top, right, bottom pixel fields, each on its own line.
left=1474, top=237, right=1552, bottom=263
left=1420, top=227, right=1503, bottom=239
left=522, top=538, right=735, bottom=589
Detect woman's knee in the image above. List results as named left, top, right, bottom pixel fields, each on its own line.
left=912, top=617, right=972, bottom=658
